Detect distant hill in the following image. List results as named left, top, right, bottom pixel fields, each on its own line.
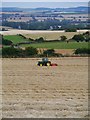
left=56, top=7, right=88, bottom=14
left=1, top=7, right=23, bottom=12
left=0, top=6, right=88, bottom=13
left=35, top=7, right=53, bottom=10
left=62, top=6, right=88, bottom=13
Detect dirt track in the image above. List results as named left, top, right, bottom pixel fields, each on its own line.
left=2, top=57, right=89, bottom=118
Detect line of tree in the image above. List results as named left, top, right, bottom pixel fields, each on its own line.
left=2, top=47, right=38, bottom=58
left=72, top=32, right=90, bottom=42
left=2, top=47, right=63, bottom=58
left=2, top=19, right=88, bottom=30
left=65, top=28, right=77, bottom=32
left=42, top=49, right=62, bottom=57
left=2, top=46, right=90, bottom=58
left=74, top=48, right=90, bottom=54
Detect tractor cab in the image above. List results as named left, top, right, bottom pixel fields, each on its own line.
left=42, top=58, right=48, bottom=62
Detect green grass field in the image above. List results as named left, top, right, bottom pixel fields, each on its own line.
left=21, top=42, right=89, bottom=49
left=3, top=34, right=89, bottom=49
left=3, top=35, right=29, bottom=44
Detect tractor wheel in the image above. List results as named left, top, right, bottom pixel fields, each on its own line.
left=47, top=63, right=50, bottom=66
left=40, top=64, right=42, bottom=66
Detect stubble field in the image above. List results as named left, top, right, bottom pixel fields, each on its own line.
left=2, top=57, right=89, bottom=118
left=1, top=29, right=88, bottom=40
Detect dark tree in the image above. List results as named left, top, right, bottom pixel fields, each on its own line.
left=2, top=47, right=22, bottom=57
left=35, top=37, right=45, bottom=43
left=72, top=34, right=85, bottom=42
left=2, top=38, right=13, bottom=45
left=60, top=35, right=67, bottom=41
left=25, top=47, right=38, bottom=56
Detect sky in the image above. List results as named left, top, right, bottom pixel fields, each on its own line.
left=1, top=2, right=88, bottom=8
left=1, top=0, right=89, bottom=2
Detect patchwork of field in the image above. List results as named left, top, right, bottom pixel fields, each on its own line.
left=3, top=34, right=89, bottom=50
left=2, top=57, right=89, bottom=118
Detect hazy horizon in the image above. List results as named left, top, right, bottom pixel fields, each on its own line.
left=2, top=2, right=88, bottom=8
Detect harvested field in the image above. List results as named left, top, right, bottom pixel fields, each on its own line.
left=24, top=32, right=78, bottom=40
left=2, top=57, right=89, bottom=118
left=24, top=30, right=88, bottom=40
left=0, top=29, right=88, bottom=40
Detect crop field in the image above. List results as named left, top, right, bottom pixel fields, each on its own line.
left=1, top=30, right=87, bottom=40
left=24, top=32, right=80, bottom=40
left=3, top=31, right=86, bottom=41
left=2, top=57, right=89, bottom=118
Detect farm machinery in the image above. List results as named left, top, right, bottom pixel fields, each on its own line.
left=37, top=58, right=58, bottom=66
